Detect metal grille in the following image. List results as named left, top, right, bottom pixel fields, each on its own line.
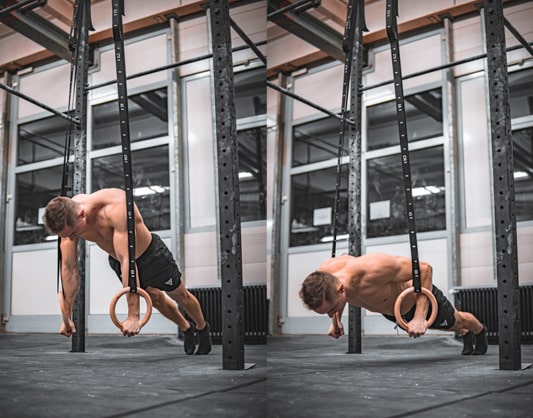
left=183, top=285, right=267, bottom=345
left=454, top=286, right=533, bottom=343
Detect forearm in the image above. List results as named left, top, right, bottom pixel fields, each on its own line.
left=414, top=262, right=433, bottom=320
left=60, top=270, right=79, bottom=318
left=122, top=264, right=140, bottom=318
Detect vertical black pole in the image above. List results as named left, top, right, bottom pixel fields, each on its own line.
left=483, top=0, right=521, bottom=371
left=347, top=0, right=366, bottom=354
left=71, top=0, right=90, bottom=353
left=208, top=0, right=245, bottom=370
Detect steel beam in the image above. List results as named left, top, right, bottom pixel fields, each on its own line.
left=1, top=5, right=71, bottom=62
left=268, top=0, right=345, bottom=62
left=208, top=0, right=245, bottom=371
left=483, top=0, right=521, bottom=371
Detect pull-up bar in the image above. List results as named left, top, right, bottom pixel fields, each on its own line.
left=0, top=82, right=79, bottom=125
left=86, top=41, right=267, bottom=92
left=267, top=81, right=356, bottom=126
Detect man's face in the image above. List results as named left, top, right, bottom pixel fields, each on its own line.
left=314, top=285, right=346, bottom=317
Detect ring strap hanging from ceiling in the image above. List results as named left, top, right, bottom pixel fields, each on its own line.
left=385, top=0, right=421, bottom=292
left=111, top=0, right=137, bottom=294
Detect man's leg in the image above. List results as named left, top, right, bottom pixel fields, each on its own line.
left=452, top=310, right=488, bottom=355
left=145, top=287, right=196, bottom=354
left=166, top=282, right=212, bottom=355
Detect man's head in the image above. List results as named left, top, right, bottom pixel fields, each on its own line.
left=43, top=196, right=82, bottom=238
left=299, top=271, right=346, bottom=316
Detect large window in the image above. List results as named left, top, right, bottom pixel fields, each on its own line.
left=238, top=126, right=266, bottom=222
left=14, top=164, right=73, bottom=245
left=365, top=87, right=445, bottom=238
left=367, top=88, right=443, bottom=151
left=91, top=145, right=171, bottom=231
left=292, top=116, right=345, bottom=167
left=289, top=115, right=349, bottom=247
left=366, top=146, right=445, bottom=238
left=513, top=127, right=533, bottom=222
left=509, top=68, right=533, bottom=119
left=92, top=88, right=168, bottom=150
left=14, top=86, right=171, bottom=245
left=17, top=113, right=73, bottom=165
left=510, top=68, right=533, bottom=222
left=290, top=165, right=349, bottom=247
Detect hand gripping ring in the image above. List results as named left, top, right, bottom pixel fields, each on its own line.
left=393, top=287, right=439, bottom=331
left=109, top=287, right=153, bottom=330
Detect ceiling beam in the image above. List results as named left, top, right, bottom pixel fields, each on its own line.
left=1, top=7, right=71, bottom=62
left=268, top=0, right=345, bottom=62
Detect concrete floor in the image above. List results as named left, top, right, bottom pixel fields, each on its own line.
left=268, top=335, right=533, bottom=418
left=1, top=333, right=532, bottom=417
left=0, top=334, right=266, bottom=418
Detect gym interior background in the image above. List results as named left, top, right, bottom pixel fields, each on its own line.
left=0, top=0, right=532, bottom=341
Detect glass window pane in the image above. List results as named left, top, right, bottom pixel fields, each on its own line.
left=235, top=67, right=266, bottom=119
left=91, top=145, right=170, bottom=231
left=14, top=164, right=73, bottom=245
left=292, top=116, right=347, bottom=167
left=367, top=88, right=443, bottom=151
left=509, top=68, right=533, bottom=119
left=366, top=146, right=445, bottom=238
left=238, top=126, right=266, bottom=222
left=92, top=88, right=168, bottom=150
left=513, top=127, right=533, bottom=222
left=290, top=165, right=348, bottom=247
left=17, top=114, right=73, bottom=165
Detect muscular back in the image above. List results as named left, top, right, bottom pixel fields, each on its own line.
left=318, top=253, right=423, bottom=315
left=72, top=188, right=152, bottom=259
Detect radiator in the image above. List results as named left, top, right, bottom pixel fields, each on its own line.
left=454, top=285, right=533, bottom=343
left=182, top=285, right=267, bottom=345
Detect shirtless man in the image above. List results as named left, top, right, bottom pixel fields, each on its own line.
left=299, top=253, right=488, bottom=355
left=44, top=188, right=211, bottom=355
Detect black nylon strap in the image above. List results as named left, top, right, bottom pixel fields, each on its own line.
left=112, top=0, right=137, bottom=293
left=385, top=0, right=421, bottom=292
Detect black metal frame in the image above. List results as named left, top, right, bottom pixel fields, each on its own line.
left=208, top=0, right=245, bottom=371
left=483, top=0, right=521, bottom=371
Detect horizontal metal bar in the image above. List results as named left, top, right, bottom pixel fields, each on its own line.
left=86, top=41, right=267, bottom=92
left=0, top=82, right=79, bottom=125
left=0, top=0, right=44, bottom=18
left=267, top=80, right=355, bottom=126
left=361, top=41, right=533, bottom=92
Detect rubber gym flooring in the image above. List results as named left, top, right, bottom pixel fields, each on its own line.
left=1, top=333, right=532, bottom=417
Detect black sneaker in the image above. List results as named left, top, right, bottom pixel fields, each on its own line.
left=473, top=324, right=488, bottom=355
left=183, top=322, right=196, bottom=355
left=195, top=322, right=212, bottom=355
left=461, top=331, right=474, bottom=355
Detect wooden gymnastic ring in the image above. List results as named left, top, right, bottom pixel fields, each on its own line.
left=109, top=287, right=153, bottom=331
left=393, top=287, right=438, bottom=332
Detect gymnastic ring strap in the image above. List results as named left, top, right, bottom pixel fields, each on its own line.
left=109, top=287, right=153, bottom=330
left=393, top=287, right=438, bottom=331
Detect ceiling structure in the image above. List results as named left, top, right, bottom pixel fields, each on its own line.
left=0, top=0, right=529, bottom=75
left=266, top=0, right=527, bottom=77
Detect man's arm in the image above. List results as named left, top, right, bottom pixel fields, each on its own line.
left=112, top=225, right=142, bottom=337
left=58, top=238, right=79, bottom=337
left=408, top=261, right=433, bottom=337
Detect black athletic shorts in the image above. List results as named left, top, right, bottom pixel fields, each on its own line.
left=108, top=233, right=182, bottom=291
left=382, top=284, right=456, bottom=329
